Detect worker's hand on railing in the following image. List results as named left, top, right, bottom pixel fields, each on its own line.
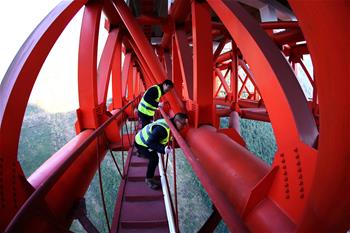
left=165, top=145, right=173, bottom=155
left=158, top=102, right=164, bottom=108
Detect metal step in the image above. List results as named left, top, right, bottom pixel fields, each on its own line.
left=120, top=201, right=167, bottom=222
left=127, top=166, right=160, bottom=181
left=120, top=220, right=168, bottom=229
left=114, top=150, right=170, bottom=233
left=124, top=181, right=163, bottom=202
left=130, top=156, right=148, bottom=167
left=118, top=226, right=169, bottom=233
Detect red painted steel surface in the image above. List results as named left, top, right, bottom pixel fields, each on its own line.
left=77, top=1, right=102, bottom=130
left=192, top=1, right=215, bottom=127
left=0, top=0, right=349, bottom=232
left=98, top=28, right=121, bottom=105
left=289, top=1, right=350, bottom=232
left=0, top=1, right=87, bottom=230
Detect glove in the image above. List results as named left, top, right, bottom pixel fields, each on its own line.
left=164, top=145, right=173, bottom=154
left=158, top=102, right=164, bottom=108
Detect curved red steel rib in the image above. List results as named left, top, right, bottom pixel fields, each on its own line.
left=0, top=0, right=349, bottom=232
left=0, top=1, right=87, bottom=230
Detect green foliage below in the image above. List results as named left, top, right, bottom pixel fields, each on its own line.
left=19, top=105, right=276, bottom=233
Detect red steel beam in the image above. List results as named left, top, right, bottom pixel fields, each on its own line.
left=122, top=53, right=132, bottom=97
left=214, top=68, right=230, bottom=95
left=111, top=30, right=123, bottom=109
left=163, top=52, right=172, bottom=81
left=174, top=28, right=193, bottom=99
left=77, top=2, right=102, bottom=130
left=231, top=41, right=238, bottom=103
left=0, top=1, right=86, bottom=230
left=216, top=51, right=231, bottom=64
left=172, top=36, right=185, bottom=100
left=289, top=1, right=350, bottom=231
left=272, top=28, right=305, bottom=46
left=213, top=36, right=229, bottom=61
left=185, top=126, right=295, bottom=233
left=260, top=21, right=299, bottom=30
left=207, top=0, right=318, bottom=225
left=192, top=1, right=214, bottom=126
left=98, top=28, right=121, bottom=105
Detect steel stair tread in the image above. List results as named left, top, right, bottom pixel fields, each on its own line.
left=127, top=166, right=160, bottom=181
left=120, top=219, right=168, bottom=228
left=124, top=181, right=163, bottom=201
left=118, top=226, right=169, bottom=233
left=120, top=200, right=167, bottom=222
left=130, top=156, right=149, bottom=167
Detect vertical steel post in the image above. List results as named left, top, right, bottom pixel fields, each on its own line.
left=192, top=1, right=214, bottom=126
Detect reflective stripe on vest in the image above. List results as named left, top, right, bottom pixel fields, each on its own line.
left=135, top=119, right=170, bottom=147
left=138, top=85, right=162, bottom=116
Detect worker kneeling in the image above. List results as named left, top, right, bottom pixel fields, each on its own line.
left=134, top=113, right=189, bottom=189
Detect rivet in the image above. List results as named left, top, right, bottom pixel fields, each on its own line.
left=299, top=174, right=303, bottom=179
left=281, top=159, right=286, bottom=163
left=300, top=188, right=304, bottom=192
left=280, top=153, right=285, bottom=157
left=284, top=177, right=288, bottom=182
left=285, top=195, right=290, bottom=199
left=294, top=147, right=298, bottom=152
left=298, top=168, right=302, bottom=172
left=282, top=165, right=286, bottom=169
left=283, top=171, right=288, bottom=176
left=285, top=189, right=290, bottom=194
left=299, top=181, right=304, bottom=185
left=300, top=194, right=304, bottom=199
left=295, top=155, right=300, bottom=159
left=284, top=183, right=289, bottom=188
left=296, top=161, right=301, bottom=166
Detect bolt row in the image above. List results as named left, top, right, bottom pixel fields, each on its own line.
left=294, top=147, right=304, bottom=199
left=280, top=153, right=290, bottom=199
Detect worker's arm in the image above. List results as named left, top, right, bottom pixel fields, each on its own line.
left=143, top=86, right=160, bottom=107
left=146, top=125, right=167, bottom=154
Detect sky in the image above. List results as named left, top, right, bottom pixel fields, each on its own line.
left=0, top=1, right=108, bottom=113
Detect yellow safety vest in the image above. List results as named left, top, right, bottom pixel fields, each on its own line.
left=135, top=119, right=170, bottom=147
left=138, top=85, right=162, bottom=116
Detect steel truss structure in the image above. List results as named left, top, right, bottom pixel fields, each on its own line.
left=0, top=0, right=349, bottom=232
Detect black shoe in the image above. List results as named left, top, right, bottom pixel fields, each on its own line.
left=145, top=178, right=161, bottom=190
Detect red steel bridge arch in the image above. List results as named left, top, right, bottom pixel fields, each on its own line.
left=0, top=0, right=348, bottom=232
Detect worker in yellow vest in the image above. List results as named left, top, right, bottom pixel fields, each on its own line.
left=137, top=80, right=174, bottom=127
left=135, top=113, right=189, bottom=189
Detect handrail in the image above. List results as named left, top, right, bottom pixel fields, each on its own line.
left=159, top=154, right=177, bottom=233
left=159, top=109, right=249, bottom=232
left=5, top=96, right=140, bottom=232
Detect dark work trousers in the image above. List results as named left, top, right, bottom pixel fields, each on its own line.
left=138, top=111, right=153, bottom=128
left=135, top=143, right=159, bottom=178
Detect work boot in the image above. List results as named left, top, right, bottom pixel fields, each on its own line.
left=145, top=178, right=161, bottom=190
